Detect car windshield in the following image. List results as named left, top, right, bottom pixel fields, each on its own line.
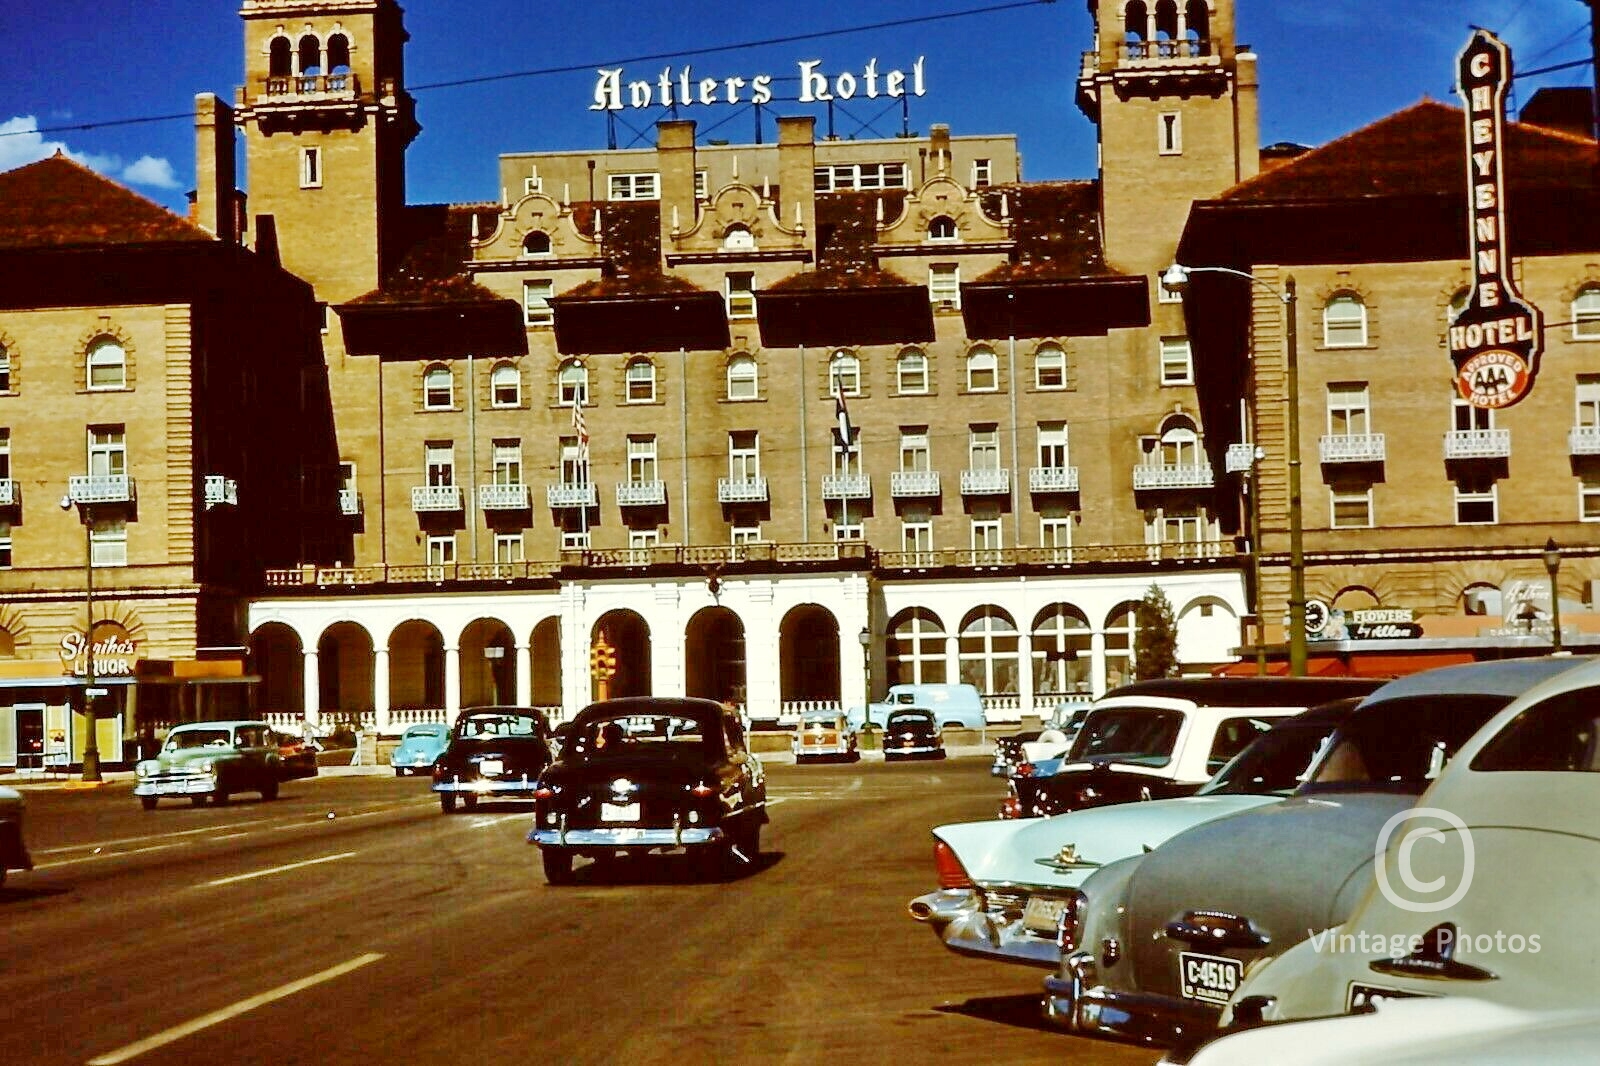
left=1298, top=693, right=1517, bottom=794
left=455, top=714, right=543, bottom=740
left=568, top=713, right=717, bottom=760
left=406, top=725, right=445, bottom=739
left=1066, top=706, right=1183, bottom=768
left=166, top=728, right=231, bottom=751
left=1198, top=721, right=1339, bottom=797
left=1473, top=684, right=1600, bottom=773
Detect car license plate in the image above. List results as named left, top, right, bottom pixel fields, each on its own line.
left=1346, top=983, right=1434, bottom=1013
left=1178, top=952, right=1244, bottom=1005
left=601, top=802, right=639, bottom=823
left=1022, top=895, right=1069, bottom=936
left=479, top=759, right=503, bottom=776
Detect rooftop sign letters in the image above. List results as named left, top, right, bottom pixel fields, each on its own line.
left=1448, top=30, right=1542, bottom=409
left=592, top=58, right=926, bottom=112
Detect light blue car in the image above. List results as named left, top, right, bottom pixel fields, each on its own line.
left=390, top=722, right=449, bottom=776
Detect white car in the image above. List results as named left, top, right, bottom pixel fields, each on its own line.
left=1216, top=653, right=1600, bottom=1030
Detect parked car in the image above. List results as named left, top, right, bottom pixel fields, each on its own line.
left=529, top=697, right=767, bottom=884
left=1214, top=654, right=1600, bottom=1031
left=0, top=784, right=32, bottom=888
left=1042, top=657, right=1584, bottom=1046
left=390, top=722, right=450, bottom=776
left=792, top=708, right=858, bottom=763
left=432, top=707, right=553, bottom=813
left=883, top=708, right=945, bottom=761
left=134, top=721, right=284, bottom=808
left=992, top=705, right=1089, bottom=777
left=273, top=732, right=321, bottom=780
left=853, top=682, right=987, bottom=731
left=1002, top=677, right=1381, bottom=819
left=910, top=698, right=1363, bottom=968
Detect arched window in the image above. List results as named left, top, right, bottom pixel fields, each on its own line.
left=829, top=350, right=861, bottom=397
left=897, top=347, right=928, bottom=394
left=326, top=33, right=350, bottom=74
left=1572, top=285, right=1600, bottom=340
left=1103, top=602, right=1139, bottom=690
left=557, top=361, right=588, bottom=406
left=1124, top=0, right=1149, bottom=47
left=1185, top=0, right=1210, bottom=46
left=423, top=364, right=453, bottom=409
left=1157, top=414, right=1201, bottom=466
left=625, top=358, right=656, bottom=403
left=966, top=346, right=998, bottom=391
left=1031, top=605, right=1092, bottom=697
left=490, top=363, right=520, bottom=407
left=296, top=34, right=321, bottom=76
left=268, top=37, right=292, bottom=78
left=87, top=338, right=126, bottom=390
left=887, top=607, right=947, bottom=686
left=521, top=231, right=552, bottom=257
left=727, top=354, right=758, bottom=400
left=722, top=224, right=755, bottom=251
left=1323, top=294, right=1368, bottom=347
left=959, top=606, right=1019, bottom=696
left=928, top=215, right=958, bottom=241
left=1034, top=343, right=1067, bottom=389
left=1154, top=0, right=1179, bottom=45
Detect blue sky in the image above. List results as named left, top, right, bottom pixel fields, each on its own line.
left=0, top=1, right=1592, bottom=215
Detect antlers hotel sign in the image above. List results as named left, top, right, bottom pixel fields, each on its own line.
left=592, top=57, right=926, bottom=111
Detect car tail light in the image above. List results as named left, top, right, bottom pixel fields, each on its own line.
left=1056, top=890, right=1087, bottom=952
left=933, top=840, right=972, bottom=890
left=534, top=786, right=554, bottom=800
left=690, top=783, right=715, bottom=797
left=999, top=794, right=1022, bottom=820
left=1016, top=762, right=1035, bottom=778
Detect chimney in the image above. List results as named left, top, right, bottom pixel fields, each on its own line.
left=657, top=120, right=697, bottom=254
left=930, top=123, right=951, bottom=176
left=194, top=93, right=238, bottom=244
left=777, top=115, right=816, bottom=236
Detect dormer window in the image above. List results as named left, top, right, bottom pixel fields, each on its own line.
left=928, top=216, right=958, bottom=242
left=521, top=231, right=552, bottom=257
left=722, top=224, right=755, bottom=251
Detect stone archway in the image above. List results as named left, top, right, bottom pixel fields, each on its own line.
left=460, top=617, right=515, bottom=707
left=317, top=622, right=374, bottom=714
left=593, top=610, right=650, bottom=700
left=531, top=617, right=562, bottom=706
left=685, top=606, right=746, bottom=706
left=388, top=620, right=443, bottom=710
left=779, top=604, right=840, bottom=705
left=249, top=622, right=304, bottom=713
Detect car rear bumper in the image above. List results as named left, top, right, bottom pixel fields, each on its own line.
left=528, top=825, right=726, bottom=848
left=134, top=775, right=217, bottom=796
left=922, top=903, right=1062, bottom=967
left=885, top=744, right=944, bottom=757
left=1043, top=954, right=1219, bottom=1044
left=433, top=777, right=539, bottom=795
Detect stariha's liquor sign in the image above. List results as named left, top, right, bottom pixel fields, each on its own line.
left=592, top=58, right=926, bottom=112
left=59, top=631, right=138, bottom=676
left=1447, top=29, right=1542, bottom=409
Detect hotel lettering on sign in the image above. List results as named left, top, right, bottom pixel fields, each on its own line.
left=592, top=58, right=926, bottom=112
left=1446, top=30, right=1542, bottom=409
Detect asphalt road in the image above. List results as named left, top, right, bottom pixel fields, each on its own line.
left=2, top=758, right=1158, bottom=1066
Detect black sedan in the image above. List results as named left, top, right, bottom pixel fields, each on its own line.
left=528, top=697, right=767, bottom=884
left=882, top=708, right=945, bottom=762
left=431, top=707, right=553, bottom=813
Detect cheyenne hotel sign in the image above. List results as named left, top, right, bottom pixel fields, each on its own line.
left=592, top=57, right=927, bottom=111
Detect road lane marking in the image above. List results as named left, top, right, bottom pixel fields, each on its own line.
left=34, top=821, right=272, bottom=856
left=468, top=813, right=527, bottom=829
left=35, top=843, right=187, bottom=870
left=765, top=797, right=788, bottom=808
left=85, top=953, right=385, bottom=1065
left=201, top=851, right=358, bottom=887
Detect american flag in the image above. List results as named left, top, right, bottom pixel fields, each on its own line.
left=571, top=397, right=589, bottom=462
left=833, top=389, right=855, bottom=454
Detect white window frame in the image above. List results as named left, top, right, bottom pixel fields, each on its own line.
left=0, top=518, right=10, bottom=569
left=559, top=438, right=586, bottom=485
left=300, top=146, right=322, bottom=189
left=87, top=340, right=127, bottom=390
left=625, top=359, right=656, bottom=403
left=1572, top=286, right=1600, bottom=340
left=930, top=264, right=960, bottom=310
left=490, top=363, right=521, bottom=408
left=1158, top=112, right=1182, bottom=155
left=491, top=442, right=522, bottom=486
left=523, top=176, right=543, bottom=196
left=0, top=428, right=9, bottom=481
left=561, top=529, right=591, bottom=551
left=88, top=427, right=126, bottom=477
left=897, top=348, right=929, bottom=394
left=629, top=527, right=661, bottom=549
left=0, top=345, right=9, bottom=391
left=1037, top=422, right=1068, bottom=468
left=1034, top=343, right=1067, bottom=390
left=813, top=161, right=908, bottom=192
left=423, top=365, right=454, bottom=409
left=829, top=351, right=861, bottom=398
left=493, top=532, right=524, bottom=564
left=424, top=443, right=455, bottom=487
left=1323, top=295, right=1369, bottom=348
left=1576, top=374, right=1600, bottom=428
left=721, top=224, right=756, bottom=251
left=1327, top=383, right=1371, bottom=435
left=1454, top=474, right=1498, bottom=525
left=966, top=347, right=998, bottom=392
left=1452, top=395, right=1493, bottom=433
left=901, top=514, right=933, bottom=553
left=731, top=524, right=762, bottom=545
left=426, top=534, right=457, bottom=567
left=558, top=362, right=588, bottom=407
left=521, top=231, right=552, bottom=257
left=1330, top=485, right=1374, bottom=529
left=1158, top=422, right=1201, bottom=466
left=725, top=272, right=755, bottom=319
left=969, top=426, right=1001, bottom=471
left=834, top=512, right=864, bottom=542
left=899, top=429, right=931, bottom=472
left=928, top=216, right=958, bottom=242
left=727, top=355, right=758, bottom=400
left=90, top=516, right=127, bottom=568
left=972, top=158, right=992, bottom=188
left=1039, top=514, right=1073, bottom=549
left=1581, top=471, right=1600, bottom=522
left=694, top=170, right=709, bottom=200
left=1160, top=337, right=1193, bottom=385
left=971, top=516, right=1003, bottom=550
left=627, top=436, right=658, bottom=483
left=1150, top=510, right=1205, bottom=546
left=728, top=431, right=760, bottom=480
left=523, top=280, right=554, bottom=327
left=607, top=172, right=660, bottom=201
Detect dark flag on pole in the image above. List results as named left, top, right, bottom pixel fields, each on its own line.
left=833, top=390, right=855, bottom=454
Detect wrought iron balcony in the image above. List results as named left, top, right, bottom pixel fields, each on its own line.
left=1570, top=425, right=1600, bottom=456
left=717, top=477, right=769, bottom=503
left=339, top=488, right=362, bottom=516
left=547, top=482, right=597, bottom=508
left=1225, top=443, right=1258, bottom=473
left=69, top=474, right=136, bottom=504
left=203, top=474, right=238, bottom=508
left=1443, top=428, right=1511, bottom=460
left=411, top=484, right=463, bottom=512
left=616, top=480, right=666, bottom=507
left=0, top=479, right=15, bottom=507
left=1319, top=433, right=1387, bottom=464
left=821, top=474, right=871, bottom=500
left=889, top=469, right=941, bottom=497
left=960, top=468, right=1012, bottom=495
left=478, top=483, right=530, bottom=510
left=1028, top=466, right=1080, bottom=493
left=1132, top=462, right=1213, bottom=490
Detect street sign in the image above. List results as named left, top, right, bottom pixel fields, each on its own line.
left=85, top=687, right=109, bottom=696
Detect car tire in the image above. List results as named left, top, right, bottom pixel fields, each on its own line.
left=439, top=793, right=458, bottom=814
left=190, top=795, right=208, bottom=808
left=462, top=794, right=479, bottom=812
left=140, top=796, right=157, bottom=811
left=542, top=849, right=574, bottom=885
left=394, top=768, right=405, bottom=777
left=261, top=779, right=279, bottom=802
left=214, top=789, right=230, bottom=807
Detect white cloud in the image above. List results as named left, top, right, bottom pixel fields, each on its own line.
left=122, top=155, right=181, bottom=189
left=0, top=115, right=181, bottom=191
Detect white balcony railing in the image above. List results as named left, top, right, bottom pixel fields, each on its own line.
left=717, top=477, right=769, bottom=503
left=339, top=488, right=363, bottom=516
left=68, top=474, right=136, bottom=504
left=546, top=482, right=597, bottom=508
left=477, top=484, right=530, bottom=511
left=1444, top=428, right=1511, bottom=460
left=410, top=484, right=463, bottom=512
left=960, top=468, right=1012, bottom=495
left=0, top=479, right=15, bottom=507
left=1225, top=443, right=1257, bottom=473
left=890, top=469, right=941, bottom=497
left=203, top=474, right=238, bottom=508
left=616, top=480, right=666, bottom=507
left=1028, top=466, right=1080, bottom=493
left=1319, top=433, right=1387, bottom=464
left=821, top=474, right=872, bottom=500
left=1570, top=425, right=1600, bottom=456
left=1132, top=463, right=1213, bottom=490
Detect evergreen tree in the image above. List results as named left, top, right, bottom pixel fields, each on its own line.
left=1135, top=584, right=1179, bottom=679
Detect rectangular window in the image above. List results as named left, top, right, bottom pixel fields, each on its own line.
left=969, top=425, right=1001, bottom=470
left=897, top=351, right=928, bottom=394
left=628, top=527, right=661, bottom=549
left=1159, top=113, right=1182, bottom=154
left=1160, top=337, right=1193, bottom=385
left=1453, top=396, right=1493, bottom=432
left=607, top=172, right=660, bottom=200
left=424, top=442, right=454, bottom=487
left=899, top=429, right=931, bottom=471
left=813, top=162, right=908, bottom=192
left=88, top=426, right=126, bottom=477
left=492, top=441, right=522, bottom=486
left=0, top=428, right=9, bottom=480
left=1037, top=422, right=1068, bottom=467
left=523, top=176, right=542, bottom=195
left=831, top=434, right=861, bottom=476
left=1576, top=374, right=1600, bottom=428
left=1582, top=471, right=1600, bottom=521
left=0, top=347, right=10, bottom=391
left=1331, top=484, right=1374, bottom=528
left=729, top=431, right=760, bottom=480
left=695, top=170, right=709, bottom=200
left=971, top=517, right=1003, bottom=550
left=1151, top=510, right=1204, bottom=545
left=834, top=513, right=863, bottom=542
left=523, top=280, right=554, bottom=327
left=559, top=437, right=586, bottom=484
left=317, top=302, right=330, bottom=333
left=90, top=517, right=127, bottom=567
left=1327, top=383, right=1371, bottom=435
left=901, top=510, right=933, bottom=553
left=1039, top=513, right=1072, bottom=549
left=627, top=436, right=658, bottom=482
left=493, top=532, right=524, bottom=564
left=731, top=524, right=762, bottom=545
left=426, top=534, right=457, bottom=566
left=300, top=147, right=322, bottom=189
left=725, top=271, right=755, bottom=319
left=1455, top=473, right=1498, bottom=524
left=0, top=519, right=10, bottom=568
left=929, top=264, right=960, bottom=310
left=972, top=158, right=992, bottom=188
left=561, top=524, right=590, bottom=550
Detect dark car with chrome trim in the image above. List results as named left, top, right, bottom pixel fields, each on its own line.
left=432, top=707, right=553, bottom=813
left=528, top=697, right=767, bottom=884
left=883, top=708, right=945, bottom=761
left=0, top=784, right=33, bottom=888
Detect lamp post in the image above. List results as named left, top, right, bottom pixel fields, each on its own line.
left=60, top=493, right=101, bottom=781
left=857, top=626, right=873, bottom=729
left=1162, top=264, right=1306, bottom=676
left=1544, top=538, right=1563, bottom=654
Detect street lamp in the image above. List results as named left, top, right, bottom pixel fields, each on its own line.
left=59, top=493, right=101, bottom=781
left=1162, top=263, right=1306, bottom=676
left=857, top=626, right=873, bottom=729
left=1544, top=538, right=1563, bottom=654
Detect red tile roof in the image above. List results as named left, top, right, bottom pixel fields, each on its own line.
left=974, top=180, right=1105, bottom=282
left=346, top=203, right=507, bottom=305
left=766, top=191, right=911, bottom=292
left=0, top=152, right=214, bottom=250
